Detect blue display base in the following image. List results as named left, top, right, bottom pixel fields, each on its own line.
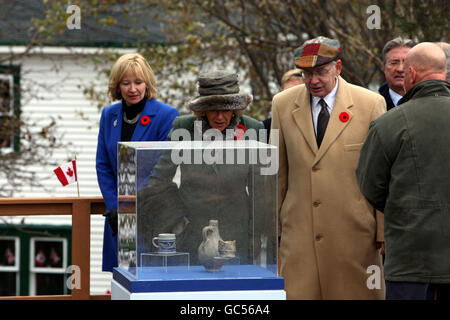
left=113, top=265, right=284, bottom=293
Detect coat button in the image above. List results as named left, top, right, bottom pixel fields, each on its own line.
left=313, top=200, right=321, bottom=207
left=315, top=234, right=323, bottom=241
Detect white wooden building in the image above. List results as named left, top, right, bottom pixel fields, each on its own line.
left=0, top=46, right=134, bottom=294
left=0, top=1, right=167, bottom=296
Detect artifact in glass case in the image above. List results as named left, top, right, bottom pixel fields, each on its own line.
left=198, top=219, right=234, bottom=272
left=218, top=240, right=236, bottom=258
left=117, top=140, right=279, bottom=281
left=152, top=233, right=176, bottom=253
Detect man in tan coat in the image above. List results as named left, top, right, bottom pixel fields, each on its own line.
left=271, top=36, right=386, bottom=299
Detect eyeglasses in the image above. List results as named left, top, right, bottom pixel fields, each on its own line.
left=301, top=66, right=333, bottom=79
left=386, top=59, right=405, bottom=68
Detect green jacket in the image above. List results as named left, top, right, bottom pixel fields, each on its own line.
left=168, top=114, right=265, bottom=141
left=357, top=79, right=450, bottom=283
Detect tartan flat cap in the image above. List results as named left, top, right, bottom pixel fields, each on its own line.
left=294, top=36, right=341, bottom=68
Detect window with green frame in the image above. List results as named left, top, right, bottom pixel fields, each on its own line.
left=0, top=65, right=20, bottom=152
left=0, top=224, right=71, bottom=296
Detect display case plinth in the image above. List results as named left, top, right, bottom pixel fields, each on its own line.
left=140, top=252, right=190, bottom=272
left=111, top=266, right=285, bottom=300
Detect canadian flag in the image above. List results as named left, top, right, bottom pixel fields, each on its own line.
left=53, top=160, right=77, bottom=186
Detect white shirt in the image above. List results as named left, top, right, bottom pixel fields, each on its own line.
left=311, top=78, right=339, bottom=136
left=389, top=88, right=403, bottom=107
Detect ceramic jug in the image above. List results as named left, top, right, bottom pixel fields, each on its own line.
left=198, top=219, right=223, bottom=272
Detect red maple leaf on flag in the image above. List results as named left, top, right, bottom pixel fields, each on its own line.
left=54, top=160, right=77, bottom=186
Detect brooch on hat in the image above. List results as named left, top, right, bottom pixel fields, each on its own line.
left=339, top=112, right=349, bottom=122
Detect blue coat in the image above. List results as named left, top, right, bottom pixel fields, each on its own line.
left=96, top=98, right=179, bottom=271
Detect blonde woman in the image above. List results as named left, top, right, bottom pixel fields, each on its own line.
left=96, top=53, right=179, bottom=272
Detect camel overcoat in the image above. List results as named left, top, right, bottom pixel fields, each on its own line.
left=271, top=76, right=386, bottom=299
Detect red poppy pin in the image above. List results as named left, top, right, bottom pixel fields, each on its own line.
left=140, top=116, right=150, bottom=126
left=339, top=112, right=350, bottom=122
left=234, top=124, right=246, bottom=140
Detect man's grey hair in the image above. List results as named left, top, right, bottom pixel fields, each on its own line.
left=382, top=37, right=416, bottom=65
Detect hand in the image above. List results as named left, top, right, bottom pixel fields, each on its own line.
left=103, top=209, right=118, bottom=237
left=376, top=241, right=385, bottom=255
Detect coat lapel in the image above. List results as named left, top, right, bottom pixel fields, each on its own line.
left=132, top=99, right=158, bottom=141
left=292, top=88, right=318, bottom=155
left=313, top=77, right=354, bottom=166
left=110, top=103, right=122, bottom=150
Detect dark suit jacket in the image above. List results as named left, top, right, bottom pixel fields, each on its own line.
left=263, top=118, right=271, bottom=143
left=378, top=82, right=396, bottom=111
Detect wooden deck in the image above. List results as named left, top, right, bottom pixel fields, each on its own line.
left=0, top=197, right=110, bottom=300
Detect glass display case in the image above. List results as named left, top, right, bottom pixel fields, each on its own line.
left=116, top=140, right=279, bottom=290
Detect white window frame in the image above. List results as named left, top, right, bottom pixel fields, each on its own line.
left=29, top=237, right=68, bottom=296
left=0, top=236, right=20, bottom=296
left=0, top=73, right=15, bottom=153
